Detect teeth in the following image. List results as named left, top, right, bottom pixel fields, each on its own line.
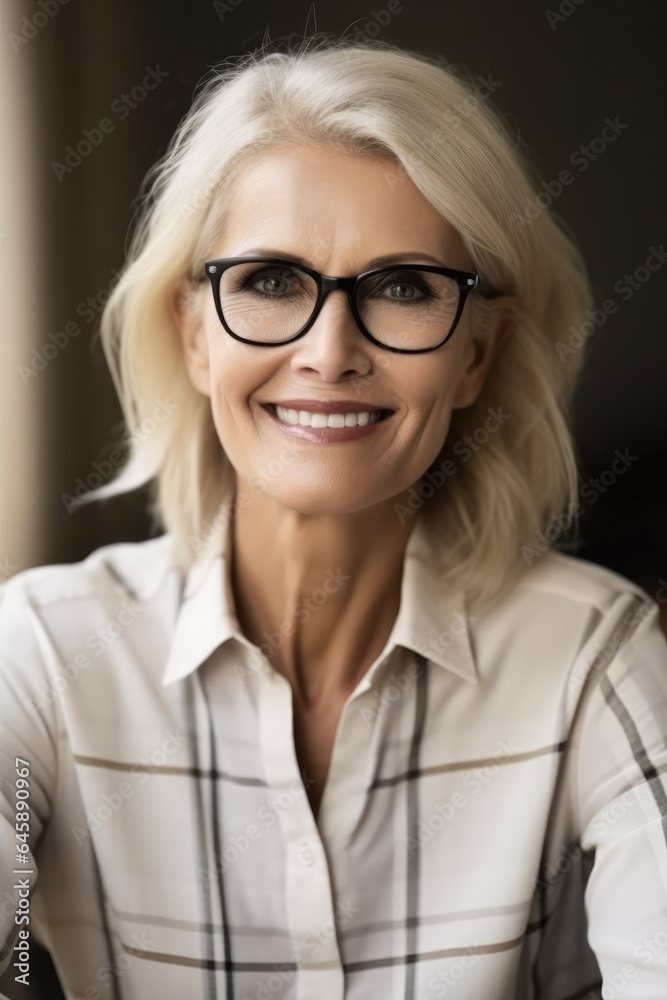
left=275, top=405, right=383, bottom=428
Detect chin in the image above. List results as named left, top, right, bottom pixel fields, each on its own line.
left=270, top=480, right=405, bottom=519
left=259, top=482, right=372, bottom=517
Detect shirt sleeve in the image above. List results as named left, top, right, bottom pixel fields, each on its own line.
left=0, top=582, right=58, bottom=977
left=575, top=595, right=667, bottom=996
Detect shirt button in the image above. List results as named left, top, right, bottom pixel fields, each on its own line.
left=296, top=842, right=315, bottom=866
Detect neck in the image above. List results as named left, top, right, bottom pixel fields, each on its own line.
left=230, top=483, right=418, bottom=706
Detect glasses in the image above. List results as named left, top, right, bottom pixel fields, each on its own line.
left=203, top=256, right=496, bottom=354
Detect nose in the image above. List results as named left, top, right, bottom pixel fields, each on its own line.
left=289, top=287, right=373, bottom=382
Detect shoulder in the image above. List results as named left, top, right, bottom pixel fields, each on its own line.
left=472, top=550, right=661, bottom=691
left=0, top=534, right=184, bottom=705
left=0, top=533, right=181, bottom=617
left=501, top=549, right=659, bottom=649
left=513, top=548, right=654, bottom=616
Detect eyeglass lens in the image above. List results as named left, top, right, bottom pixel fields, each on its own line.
left=217, top=261, right=461, bottom=349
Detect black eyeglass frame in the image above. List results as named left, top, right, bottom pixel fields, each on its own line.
left=202, top=256, right=498, bottom=354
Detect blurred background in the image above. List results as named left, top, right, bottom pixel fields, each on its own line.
left=1, top=0, right=666, bottom=996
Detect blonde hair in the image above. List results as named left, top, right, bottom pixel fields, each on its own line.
left=83, top=33, right=593, bottom=615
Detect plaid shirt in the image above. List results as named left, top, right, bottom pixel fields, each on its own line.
left=1, top=509, right=667, bottom=1000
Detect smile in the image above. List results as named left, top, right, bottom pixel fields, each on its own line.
left=261, top=402, right=394, bottom=443
left=273, top=405, right=389, bottom=428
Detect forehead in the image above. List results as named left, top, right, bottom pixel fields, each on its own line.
left=211, top=144, right=468, bottom=269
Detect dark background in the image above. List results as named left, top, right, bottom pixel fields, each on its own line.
left=2, top=1, right=666, bottom=996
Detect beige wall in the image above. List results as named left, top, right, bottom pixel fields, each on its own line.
left=0, top=18, right=45, bottom=579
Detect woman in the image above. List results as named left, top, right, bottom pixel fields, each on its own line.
left=1, top=34, right=666, bottom=1000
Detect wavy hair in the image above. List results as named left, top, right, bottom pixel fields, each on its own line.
left=82, top=33, right=593, bottom=615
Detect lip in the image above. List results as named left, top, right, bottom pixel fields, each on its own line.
left=261, top=402, right=394, bottom=443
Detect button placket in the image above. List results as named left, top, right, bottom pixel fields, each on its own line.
left=296, top=841, right=316, bottom=866
left=257, top=669, right=344, bottom=1000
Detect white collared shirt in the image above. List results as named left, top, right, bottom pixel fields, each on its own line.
left=1, top=510, right=667, bottom=1000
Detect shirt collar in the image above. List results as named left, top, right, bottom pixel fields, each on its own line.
left=161, top=509, right=244, bottom=688
left=389, top=515, right=479, bottom=686
left=161, top=504, right=478, bottom=688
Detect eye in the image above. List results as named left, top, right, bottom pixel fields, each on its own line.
left=244, top=265, right=305, bottom=298
left=253, top=272, right=291, bottom=296
left=385, top=280, right=423, bottom=301
left=367, top=271, right=434, bottom=304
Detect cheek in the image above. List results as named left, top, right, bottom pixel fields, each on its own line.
left=205, top=346, right=278, bottom=449
left=400, top=358, right=461, bottom=426
left=206, top=319, right=257, bottom=398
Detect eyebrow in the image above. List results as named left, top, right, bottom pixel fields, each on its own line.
left=233, top=246, right=451, bottom=270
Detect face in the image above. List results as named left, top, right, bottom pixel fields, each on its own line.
left=174, top=144, right=510, bottom=516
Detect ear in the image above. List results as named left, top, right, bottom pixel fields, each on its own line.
left=170, top=278, right=212, bottom=398
left=452, top=298, right=516, bottom=410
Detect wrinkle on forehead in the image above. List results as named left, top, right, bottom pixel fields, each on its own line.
left=209, top=144, right=468, bottom=273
